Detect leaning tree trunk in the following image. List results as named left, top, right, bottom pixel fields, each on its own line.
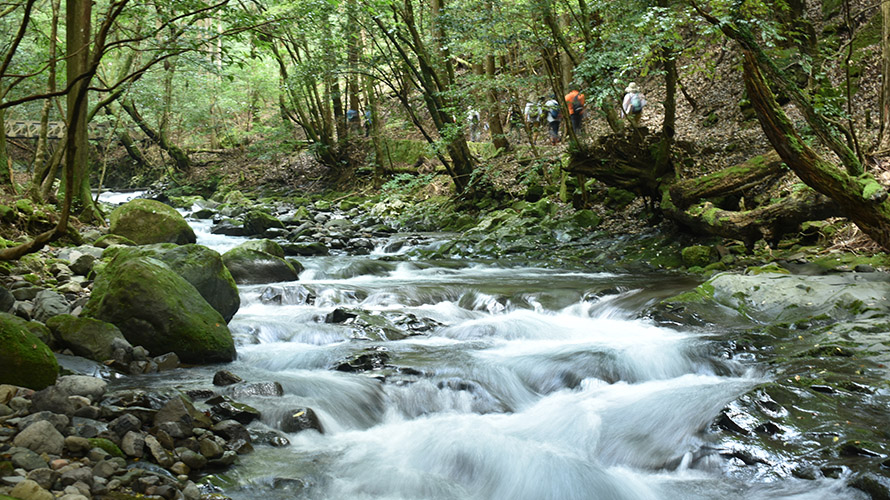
left=879, top=0, right=890, bottom=151
left=120, top=99, right=191, bottom=172
left=742, top=51, right=890, bottom=251
left=668, top=151, right=786, bottom=209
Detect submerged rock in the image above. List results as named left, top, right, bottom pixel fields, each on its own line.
left=222, top=242, right=300, bottom=285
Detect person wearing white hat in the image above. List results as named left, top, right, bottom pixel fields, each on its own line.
left=622, top=82, right=647, bottom=127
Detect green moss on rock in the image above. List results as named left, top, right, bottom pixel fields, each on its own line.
left=681, top=245, right=717, bottom=268
left=83, top=256, right=235, bottom=364
left=109, top=199, right=196, bottom=245
left=0, top=312, right=58, bottom=389
left=87, top=438, right=125, bottom=458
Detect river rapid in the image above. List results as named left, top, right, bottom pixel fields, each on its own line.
left=100, top=192, right=870, bottom=499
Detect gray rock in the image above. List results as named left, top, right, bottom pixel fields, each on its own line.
left=211, top=419, right=250, bottom=443
left=12, top=286, right=40, bottom=301
left=69, top=254, right=97, bottom=277
left=9, top=479, right=54, bottom=500
left=25, top=468, right=57, bottom=490
left=33, top=289, right=69, bottom=323
left=92, top=458, right=125, bottom=479
left=154, top=395, right=209, bottom=430
left=59, top=466, right=93, bottom=487
left=212, top=370, right=242, bottom=386
left=143, top=434, right=174, bottom=467
left=46, top=315, right=128, bottom=362
left=153, top=352, right=180, bottom=371
left=64, top=436, right=91, bottom=454
left=120, top=431, right=145, bottom=458
left=56, top=375, right=107, bottom=402
left=198, top=436, right=224, bottom=459
left=206, top=395, right=261, bottom=424
left=207, top=450, right=237, bottom=467
left=278, top=407, right=324, bottom=434
left=14, top=420, right=65, bottom=455
left=0, top=286, right=14, bottom=313
left=178, top=449, right=207, bottom=470
left=9, top=447, right=49, bottom=471
left=16, top=411, right=70, bottom=432
left=229, top=381, right=284, bottom=398
left=29, top=386, right=76, bottom=415
left=108, top=414, right=142, bottom=437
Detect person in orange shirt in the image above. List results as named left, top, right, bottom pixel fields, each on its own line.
left=565, top=87, right=585, bottom=136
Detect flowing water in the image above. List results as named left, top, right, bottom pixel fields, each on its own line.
left=105, top=201, right=869, bottom=499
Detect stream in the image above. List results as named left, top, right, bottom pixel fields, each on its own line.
left=100, top=193, right=870, bottom=499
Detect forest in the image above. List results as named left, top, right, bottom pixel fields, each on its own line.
left=2, top=0, right=890, bottom=499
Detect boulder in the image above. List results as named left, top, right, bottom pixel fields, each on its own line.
left=108, top=199, right=196, bottom=245
left=234, top=239, right=285, bottom=258
left=83, top=256, right=235, bottom=364
left=9, top=479, right=54, bottom=500
left=46, top=315, right=127, bottom=362
left=33, top=290, right=68, bottom=323
left=281, top=242, right=329, bottom=256
left=103, top=244, right=240, bottom=322
left=242, top=210, right=285, bottom=236
left=0, top=312, right=58, bottom=389
left=681, top=245, right=717, bottom=268
left=14, top=420, right=65, bottom=455
left=279, top=408, right=324, bottom=434
left=0, top=285, right=14, bottom=313
left=55, top=375, right=107, bottom=402
left=222, top=244, right=300, bottom=285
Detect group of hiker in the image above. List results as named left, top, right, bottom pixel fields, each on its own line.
left=468, top=82, right=647, bottom=145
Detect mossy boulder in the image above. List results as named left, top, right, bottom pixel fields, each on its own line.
left=45, top=314, right=126, bottom=362
left=681, top=245, right=717, bottom=268
left=235, top=239, right=285, bottom=258
left=281, top=242, right=330, bottom=257
left=222, top=244, right=300, bottom=285
left=83, top=256, right=235, bottom=364
left=243, top=210, right=285, bottom=236
left=102, top=244, right=240, bottom=322
left=109, top=199, right=196, bottom=245
left=93, top=234, right=137, bottom=248
left=0, top=312, right=58, bottom=389
left=0, top=205, right=15, bottom=223
left=15, top=199, right=34, bottom=215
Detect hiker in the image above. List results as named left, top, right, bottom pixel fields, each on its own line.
left=622, top=82, right=647, bottom=127
left=564, top=87, right=585, bottom=136
left=467, top=108, right=481, bottom=141
left=346, top=108, right=361, bottom=135
left=363, top=110, right=372, bottom=137
left=524, top=98, right=543, bottom=144
left=544, top=96, right=561, bottom=145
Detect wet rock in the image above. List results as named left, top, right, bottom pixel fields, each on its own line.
left=207, top=395, right=260, bottom=424
left=229, top=381, right=284, bottom=398
left=156, top=420, right=192, bottom=439
left=259, top=285, right=315, bottom=305
left=198, top=436, right=224, bottom=459
left=325, top=308, right=357, bottom=324
left=250, top=428, right=290, bottom=447
left=25, top=468, right=57, bottom=489
left=207, top=450, right=237, bottom=468
left=14, top=420, right=64, bottom=454
left=279, top=408, right=324, bottom=434
left=281, top=242, right=330, bottom=256
left=222, top=245, right=300, bottom=285
left=153, top=352, right=180, bottom=371
left=0, top=286, right=15, bottom=313
left=334, top=348, right=389, bottom=372
left=213, top=370, right=243, bottom=386
left=143, top=434, right=174, bottom=468
left=839, top=441, right=884, bottom=458
left=46, top=315, right=128, bottom=363
left=153, top=395, right=211, bottom=431
left=210, top=419, right=250, bottom=444
left=178, top=449, right=207, bottom=470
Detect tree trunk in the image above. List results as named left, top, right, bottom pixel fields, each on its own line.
left=64, top=0, right=97, bottom=221
left=668, top=151, right=786, bottom=209
left=663, top=188, right=837, bottom=247
left=0, top=106, right=13, bottom=190
left=120, top=99, right=191, bottom=172
left=879, top=0, right=890, bottom=151
left=742, top=51, right=890, bottom=251
left=485, top=55, right=509, bottom=151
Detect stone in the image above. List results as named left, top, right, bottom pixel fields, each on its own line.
left=82, top=256, right=235, bottom=364
left=16, top=411, right=69, bottom=432
left=278, top=407, right=324, bottom=434
left=108, top=414, right=142, bottom=437
left=198, top=437, right=224, bottom=459
left=25, top=468, right=57, bottom=490
left=29, top=386, right=76, bottom=415
left=242, top=210, right=285, bottom=236
left=9, top=479, right=54, bottom=500
left=32, top=290, right=69, bottom=323
left=0, top=313, right=59, bottom=389
left=681, top=245, right=717, bottom=268
left=9, top=447, right=49, bottom=471
left=211, top=419, right=250, bottom=443
left=207, top=450, right=237, bottom=467
left=153, top=352, right=180, bottom=371
left=154, top=395, right=210, bottom=430
left=206, top=396, right=261, bottom=425
left=69, top=254, right=97, bottom=277
left=59, top=466, right=92, bottom=487
left=213, top=370, right=242, bottom=386
left=108, top=199, right=196, bottom=245
left=55, top=375, right=107, bottom=402
left=229, top=381, right=284, bottom=398
left=0, top=286, right=14, bottom=313
left=14, top=420, right=65, bottom=455
left=101, top=243, right=240, bottom=323
left=45, top=315, right=127, bottom=362
left=143, top=435, right=174, bottom=468
left=178, top=449, right=207, bottom=470
left=222, top=245, right=300, bottom=285
left=120, top=431, right=145, bottom=458
left=64, top=436, right=91, bottom=454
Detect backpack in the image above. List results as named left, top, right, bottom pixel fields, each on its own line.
left=630, top=94, right=643, bottom=114
left=571, top=94, right=583, bottom=115
left=549, top=107, right=559, bottom=120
